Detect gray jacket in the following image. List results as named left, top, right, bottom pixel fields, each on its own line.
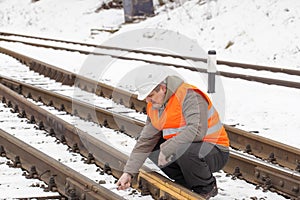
left=124, top=76, right=223, bottom=175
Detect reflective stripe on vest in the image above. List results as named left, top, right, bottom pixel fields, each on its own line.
left=207, top=106, right=223, bottom=134
left=207, top=120, right=223, bottom=135
left=208, top=105, right=215, bottom=118
left=162, top=126, right=186, bottom=139
left=161, top=108, right=223, bottom=137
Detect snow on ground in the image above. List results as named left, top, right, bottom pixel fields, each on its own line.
left=1, top=0, right=299, bottom=68
left=1, top=0, right=300, bottom=199
left=0, top=156, right=59, bottom=199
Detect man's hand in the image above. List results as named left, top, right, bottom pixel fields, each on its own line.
left=116, top=172, right=132, bottom=190
left=158, top=151, right=169, bottom=167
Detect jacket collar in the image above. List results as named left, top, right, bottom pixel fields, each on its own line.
left=163, top=76, right=184, bottom=105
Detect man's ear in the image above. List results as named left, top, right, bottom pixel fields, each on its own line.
left=161, top=84, right=167, bottom=92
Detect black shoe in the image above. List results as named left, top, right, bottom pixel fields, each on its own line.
left=193, top=182, right=218, bottom=200
left=201, top=183, right=218, bottom=199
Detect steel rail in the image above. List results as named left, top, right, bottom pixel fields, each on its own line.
left=0, top=82, right=204, bottom=200
left=1, top=75, right=300, bottom=198
left=0, top=46, right=146, bottom=112
left=225, top=124, right=300, bottom=172
left=224, top=150, right=300, bottom=199
left=1, top=31, right=300, bottom=76
left=0, top=130, right=125, bottom=200
left=1, top=39, right=300, bottom=90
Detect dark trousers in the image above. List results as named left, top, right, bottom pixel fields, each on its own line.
left=148, top=137, right=229, bottom=194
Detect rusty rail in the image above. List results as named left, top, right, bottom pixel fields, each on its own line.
left=225, top=124, right=300, bottom=172
left=0, top=129, right=125, bottom=200
left=224, top=150, right=300, bottom=198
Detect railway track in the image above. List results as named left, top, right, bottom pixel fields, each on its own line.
left=0, top=62, right=203, bottom=199
left=0, top=50, right=300, bottom=199
left=0, top=128, right=125, bottom=200
left=0, top=154, right=61, bottom=199
left=1, top=32, right=300, bottom=89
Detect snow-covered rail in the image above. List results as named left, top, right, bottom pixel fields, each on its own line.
left=1, top=34, right=300, bottom=89
left=1, top=31, right=300, bottom=76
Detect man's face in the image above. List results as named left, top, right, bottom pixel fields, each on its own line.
left=145, top=85, right=166, bottom=109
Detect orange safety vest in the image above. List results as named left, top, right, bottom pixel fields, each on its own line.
left=147, top=83, right=229, bottom=147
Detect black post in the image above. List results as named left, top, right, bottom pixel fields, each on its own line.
left=207, top=50, right=216, bottom=93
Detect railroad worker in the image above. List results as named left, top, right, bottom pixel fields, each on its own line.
left=116, top=66, right=230, bottom=199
